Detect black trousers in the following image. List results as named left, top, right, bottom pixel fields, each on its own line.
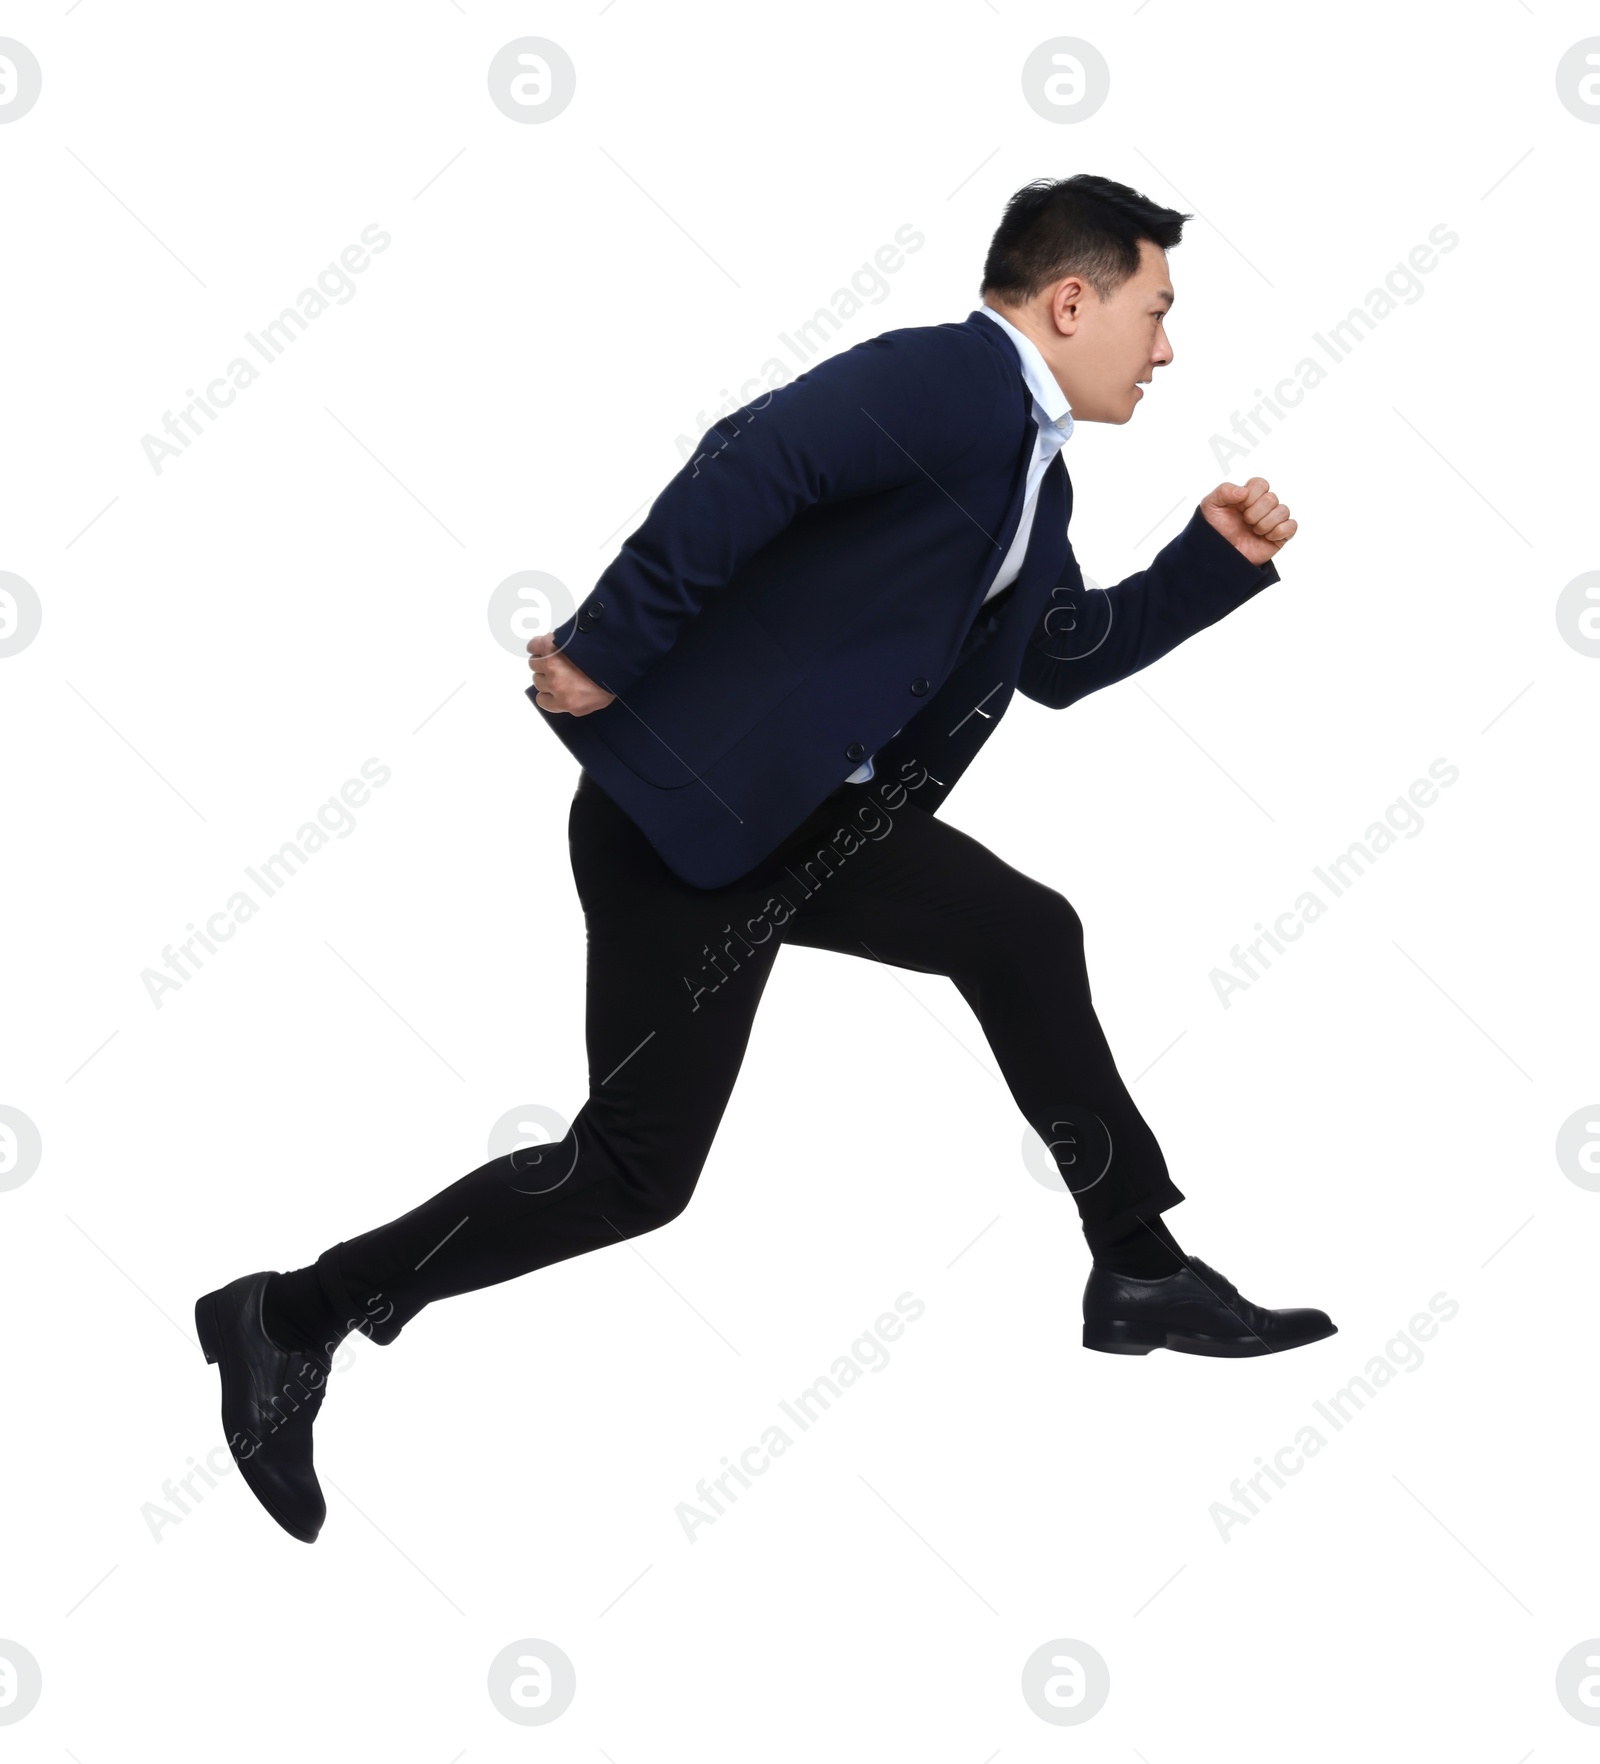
left=311, top=767, right=1184, bottom=1346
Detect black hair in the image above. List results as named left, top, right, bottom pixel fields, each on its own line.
left=979, top=174, right=1190, bottom=304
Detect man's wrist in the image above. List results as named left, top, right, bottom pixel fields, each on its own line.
left=1187, top=504, right=1282, bottom=591
left=548, top=612, right=634, bottom=699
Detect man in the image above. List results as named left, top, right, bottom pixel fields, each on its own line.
left=196, top=174, right=1335, bottom=1544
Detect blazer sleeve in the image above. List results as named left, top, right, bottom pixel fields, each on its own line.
left=552, top=329, right=1009, bottom=699
left=1016, top=505, right=1282, bottom=711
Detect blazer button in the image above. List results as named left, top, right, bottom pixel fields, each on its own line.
left=845, top=742, right=866, bottom=762
left=910, top=677, right=930, bottom=696
left=576, top=613, right=594, bottom=631
left=589, top=600, right=606, bottom=619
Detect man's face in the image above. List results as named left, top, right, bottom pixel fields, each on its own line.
left=1025, top=237, right=1175, bottom=425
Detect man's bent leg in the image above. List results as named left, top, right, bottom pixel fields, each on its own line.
left=771, top=786, right=1335, bottom=1358
left=776, top=787, right=1184, bottom=1245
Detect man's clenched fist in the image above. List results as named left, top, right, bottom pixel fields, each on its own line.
left=1200, top=477, right=1298, bottom=566
left=527, top=633, right=616, bottom=715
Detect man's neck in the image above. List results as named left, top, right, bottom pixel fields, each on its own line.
left=981, top=298, right=1069, bottom=403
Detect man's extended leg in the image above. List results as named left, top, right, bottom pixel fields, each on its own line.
left=200, top=766, right=812, bottom=1541
left=269, top=769, right=822, bottom=1352
left=199, top=769, right=851, bottom=1540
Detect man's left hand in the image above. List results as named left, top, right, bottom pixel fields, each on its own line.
left=528, top=632, right=616, bottom=715
left=1200, top=477, right=1297, bottom=566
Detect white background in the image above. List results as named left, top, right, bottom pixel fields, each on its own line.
left=3, top=1, right=1597, bottom=1756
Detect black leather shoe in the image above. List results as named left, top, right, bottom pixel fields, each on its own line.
left=1083, top=1255, right=1336, bottom=1357
left=195, top=1271, right=332, bottom=1541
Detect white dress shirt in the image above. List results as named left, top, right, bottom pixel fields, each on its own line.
left=845, top=303, right=1075, bottom=783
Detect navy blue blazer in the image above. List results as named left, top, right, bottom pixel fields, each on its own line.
left=529, top=308, right=1280, bottom=888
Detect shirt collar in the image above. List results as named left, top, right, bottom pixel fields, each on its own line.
left=978, top=303, right=1073, bottom=440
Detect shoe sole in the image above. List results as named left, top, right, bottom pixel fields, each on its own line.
left=195, top=1287, right=321, bottom=1543
left=1083, top=1318, right=1338, bottom=1357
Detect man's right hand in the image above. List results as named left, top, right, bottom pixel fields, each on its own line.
left=527, top=633, right=616, bottom=715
